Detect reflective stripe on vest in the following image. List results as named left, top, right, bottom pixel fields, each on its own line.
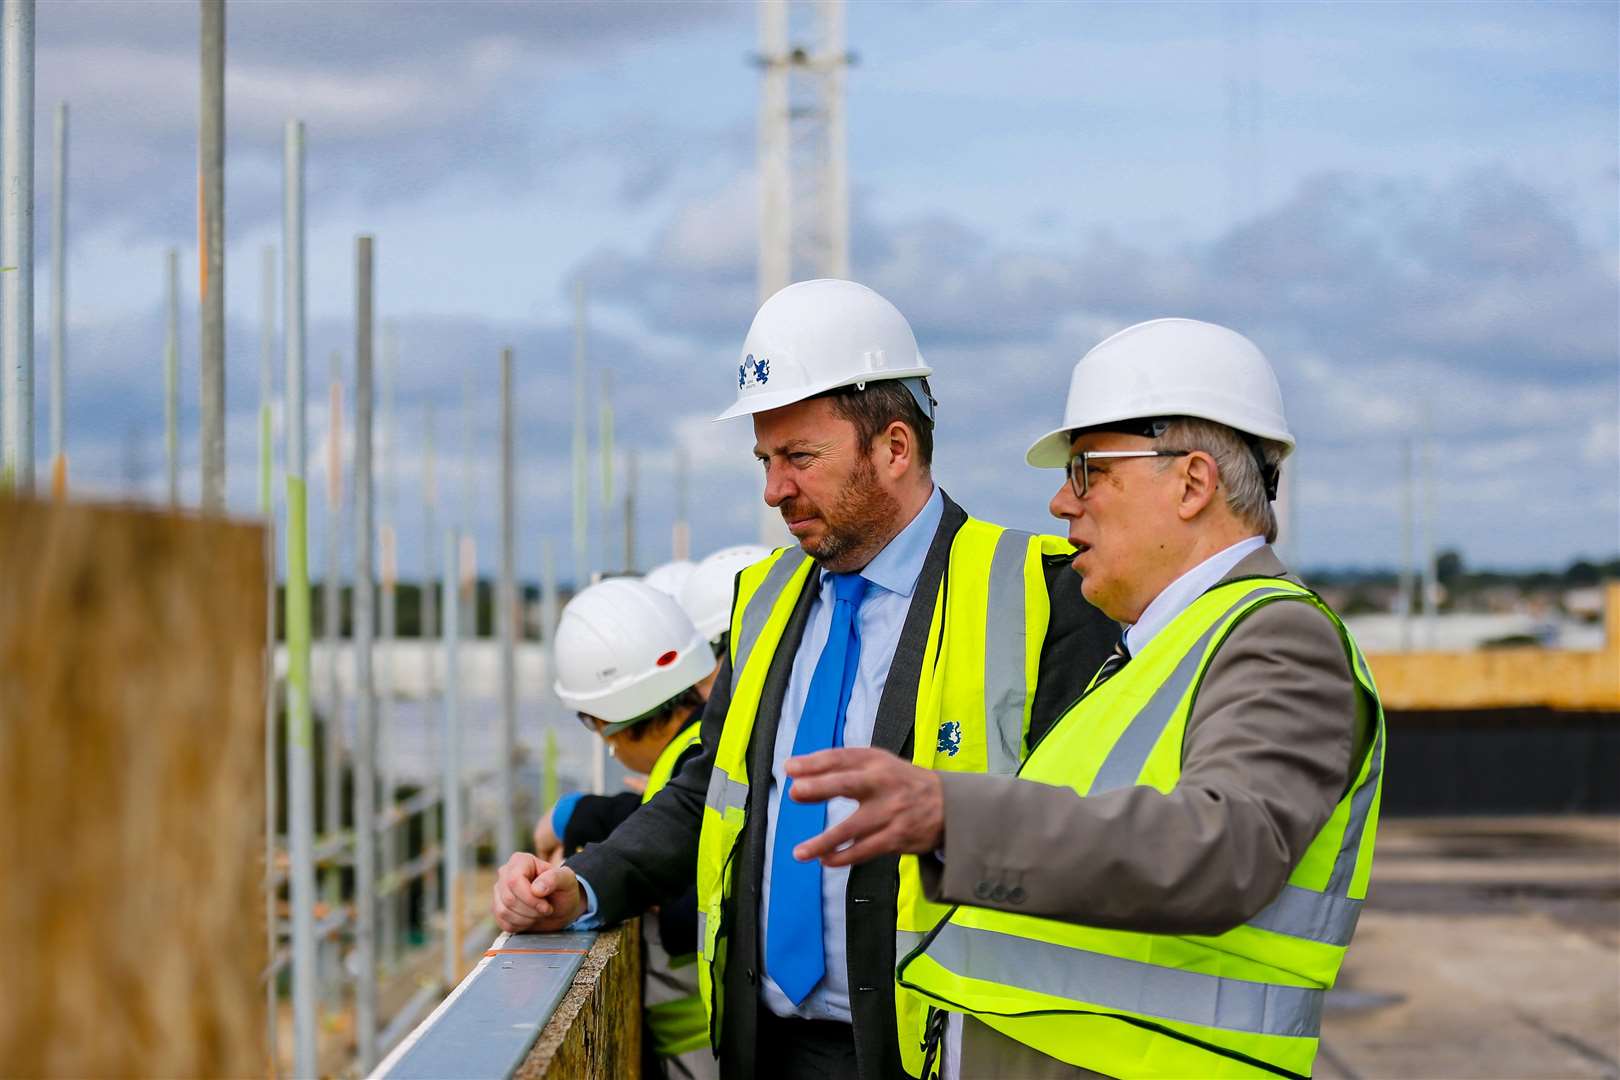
left=693, top=522, right=1066, bottom=1068
left=898, top=578, right=1385, bottom=1080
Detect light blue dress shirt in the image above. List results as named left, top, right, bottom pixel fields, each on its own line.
left=760, top=484, right=943, bottom=1021
left=570, top=485, right=946, bottom=1014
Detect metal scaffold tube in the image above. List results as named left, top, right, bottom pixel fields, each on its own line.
left=198, top=0, right=225, bottom=511
left=281, top=118, right=318, bottom=1080
left=323, top=348, right=344, bottom=921
left=498, top=346, right=517, bottom=858
left=165, top=248, right=180, bottom=505
left=2, top=0, right=36, bottom=492
left=441, top=527, right=463, bottom=990
left=258, top=240, right=279, bottom=1079
left=49, top=101, right=66, bottom=498
left=352, top=234, right=378, bottom=1070
left=571, top=280, right=589, bottom=587
left=379, top=322, right=400, bottom=971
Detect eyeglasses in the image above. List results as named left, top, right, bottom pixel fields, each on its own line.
left=1066, top=449, right=1190, bottom=499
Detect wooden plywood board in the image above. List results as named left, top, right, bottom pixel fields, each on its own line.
left=0, top=499, right=268, bottom=1077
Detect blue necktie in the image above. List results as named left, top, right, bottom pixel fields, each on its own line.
left=766, top=570, right=870, bottom=1006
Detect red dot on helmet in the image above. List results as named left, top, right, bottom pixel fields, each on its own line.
left=656, top=650, right=678, bottom=667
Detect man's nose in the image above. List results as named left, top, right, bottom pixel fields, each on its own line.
left=763, top=460, right=795, bottom=507
left=1050, top=478, right=1082, bottom=521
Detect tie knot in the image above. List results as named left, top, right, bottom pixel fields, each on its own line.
left=830, top=571, right=870, bottom=607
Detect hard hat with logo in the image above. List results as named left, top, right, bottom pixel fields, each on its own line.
left=679, top=544, right=774, bottom=643
left=714, top=279, right=936, bottom=422
left=1026, top=317, right=1295, bottom=468
left=553, top=578, right=714, bottom=730
left=641, top=559, right=696, bottom=599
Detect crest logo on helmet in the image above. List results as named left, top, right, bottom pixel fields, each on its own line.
left=738, top=353, right=771, bottom=390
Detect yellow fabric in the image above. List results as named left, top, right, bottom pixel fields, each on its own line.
left=643, top=721, right=703, bottom=805
left=693, top=525, right=1066, bottom=1072
left=640, top=719, right=707, bottom=1059
left=899, top=578, right=1385, bottom=1079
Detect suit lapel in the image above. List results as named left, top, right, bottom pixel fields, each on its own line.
left=746, top=560, right=821, bottom=817
left=868, top=491, right=967, bottom=756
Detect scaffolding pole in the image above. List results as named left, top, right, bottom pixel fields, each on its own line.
left=571, top=280, right=589, bottom=587
left=49, top=101, right=66, bottom=497
left=352, top=234, right=378, bottom=1070
left=498, top=346, right=517, bottom=858
left=281, top=117, right=318, bottom=1080
left=198, top=0, right=225, bottom=511
left=258, top=239, right=278, bottom=1079
left=441, top=528, right=463, bottom=989
left=379, top=322, right=400, bottom=969
left=165, top=248, right=180, bottom=505
left=2, top=0, right=36, bottom=493
left=322, top=351, right=344, bottom=920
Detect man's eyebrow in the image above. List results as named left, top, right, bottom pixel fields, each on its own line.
left=754, top=438, right=818, bottom=457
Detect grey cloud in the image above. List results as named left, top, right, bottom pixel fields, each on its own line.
left=561, top=163, right=1618, bottom=566
left=34, top=2, right=748, bottom=242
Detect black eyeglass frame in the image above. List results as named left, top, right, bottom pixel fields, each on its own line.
left=1066, top=449, right=1191, bottom=499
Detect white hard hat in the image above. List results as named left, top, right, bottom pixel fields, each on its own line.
left=679, top=544, right=774, bottom=642
left=553, top=578, right=714, bottom=726
left=714, top=279, right=935, bottom=422
left=1026, top=318, right=1295, bottom=468
left=641, top=559, right=696, bottom=598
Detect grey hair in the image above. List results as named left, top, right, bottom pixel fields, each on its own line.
left=1154, top=417, right=1284, bottom=543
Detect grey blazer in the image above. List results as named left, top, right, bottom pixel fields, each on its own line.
left=920, top=546, right=1373, bottom=1079
left=566, top=491, right=1116, bottom=1080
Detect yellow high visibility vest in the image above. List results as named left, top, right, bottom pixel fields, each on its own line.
left=898, top=578, right=1386, bottom=1079
left=693, top=522, right=1070, bottom=1074
left=639, top=720, right=710, bottom=1059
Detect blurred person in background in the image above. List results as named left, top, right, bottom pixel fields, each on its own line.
left=678, top=544, right=773, bottom=657
left=787, top=318, right=1386, bottom=1079
left=495, top=279, right=1116, bottom=1080
left=531, top=577, right=719, bottom=1080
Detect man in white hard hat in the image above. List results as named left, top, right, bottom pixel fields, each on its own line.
left=784, top=318, right=1386, bottom=1079
left=494, top=279, right=1116, bottom=1080
left=532, top=577, right=720, bottom=1080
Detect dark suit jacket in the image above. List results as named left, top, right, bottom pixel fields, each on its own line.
left=567, top=491, right=1116, bottom=1080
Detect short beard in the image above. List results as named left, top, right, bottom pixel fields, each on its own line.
left=786, top=451, right=901, bottom=572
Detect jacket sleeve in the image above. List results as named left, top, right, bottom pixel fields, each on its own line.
left=1027, top=553, right=1119, bottom=748
left=560, top=792, right=643, bottom=852
left=564, top=652, right=730, bottom=926
left=923, top=597, right=1367, bottom=935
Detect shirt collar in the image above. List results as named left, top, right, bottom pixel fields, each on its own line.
left=848, top=484, right=942, bottom=599
left=1124, top=534, right=1266, bottom=657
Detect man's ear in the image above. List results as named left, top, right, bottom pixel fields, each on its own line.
left=877, top=420, right=914, bottom=480
left=1177, top=451, right=1220, bottom=521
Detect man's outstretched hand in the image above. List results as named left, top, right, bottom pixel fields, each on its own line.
left=785, top=747, right=945, bottom=867
left=492, top=852, right=587, bottom=933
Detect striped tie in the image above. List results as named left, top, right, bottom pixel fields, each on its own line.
left=1092, top=636, right=1131, bottom=688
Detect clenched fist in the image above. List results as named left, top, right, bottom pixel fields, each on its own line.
left=491, top=851, right=587, bottom=933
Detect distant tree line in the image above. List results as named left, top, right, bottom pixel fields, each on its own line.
left=271, top=580, right=571, bottom=643
left=1306, top=552, right=1619, bottom=617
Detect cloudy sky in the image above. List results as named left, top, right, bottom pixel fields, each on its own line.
left=20, top=0, right=1620, bottom=583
